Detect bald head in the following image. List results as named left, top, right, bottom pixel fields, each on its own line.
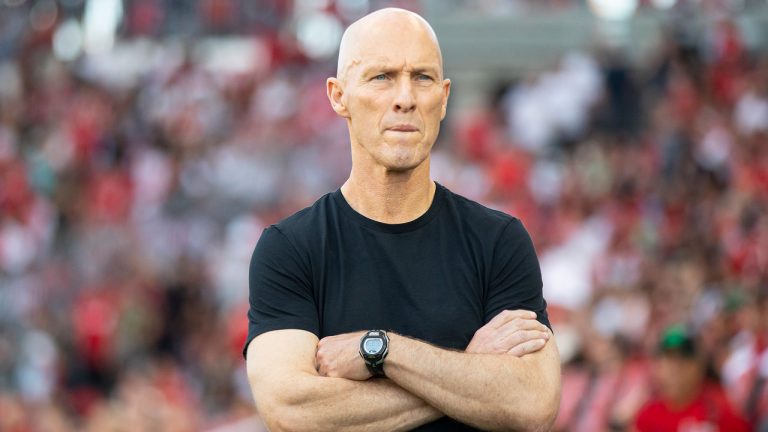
left=336, top=8, right=443, bottom=82
left=325, top=7, right=451, bottom=175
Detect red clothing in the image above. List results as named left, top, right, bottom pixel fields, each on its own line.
left=635, top=384, right=751, bottom=432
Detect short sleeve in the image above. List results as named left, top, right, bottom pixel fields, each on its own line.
left=485, top=218, right=551, bottom=330
left=242, top=226, right=319, bottom=359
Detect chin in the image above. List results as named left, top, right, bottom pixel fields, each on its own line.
left=384, top=163, right=420, bottom=173
left=381, top=152, right=427, bottom=173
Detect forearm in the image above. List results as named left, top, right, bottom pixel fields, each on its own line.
left=257, top=374, right=441, bottom=432
left=384, top=333, right=561, bottom=431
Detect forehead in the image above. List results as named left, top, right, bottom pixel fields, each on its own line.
left=337, top=11, right=444, bottom=80
left=358, top=56, right=440, bottom=72
left=348, top=36, right=442, bottom=77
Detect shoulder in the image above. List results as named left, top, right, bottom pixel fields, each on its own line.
left=439, top=184, right=527, bottom=236
left=272, top=191, right=336, bottom=235
left=254, top=192, right=336, bottom=259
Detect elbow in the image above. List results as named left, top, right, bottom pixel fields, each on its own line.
left=523, top=384, right=561, bottom=432
left=258, top=401, right=313, bottom=432
left=515, top=359, right=562, bottom=431
left=262, top=407, right=357, bottom=432
left=497, top=385, right=560, bottom=432
left=259, top=391, right=348, bottom=432
left=251, top=381, right=310, bottom=432
left=250, top=375, right=322, bottom=432
left=526, top=405, right=558, bottom=432
left=496, top=405, right=557, bottom=432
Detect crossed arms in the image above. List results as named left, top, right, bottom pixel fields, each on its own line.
left=246, top=310, right=561, bottom=432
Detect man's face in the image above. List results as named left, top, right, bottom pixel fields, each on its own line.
left=653, top=354, right=704, bottom=402
left=331, top=19, right=450, bottom=172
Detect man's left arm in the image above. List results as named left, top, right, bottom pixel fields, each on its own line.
left=317, top=324, right=559, bottom=432
left=384, top=331, right=560, bottom=432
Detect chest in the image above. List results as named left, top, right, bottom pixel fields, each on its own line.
left=313, top=225, right=487, bottom=350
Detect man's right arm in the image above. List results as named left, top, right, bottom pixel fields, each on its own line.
left=246, top=329, right=442, bottom=432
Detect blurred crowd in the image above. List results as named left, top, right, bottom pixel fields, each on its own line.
left=1, top=1, right=767, bottom=431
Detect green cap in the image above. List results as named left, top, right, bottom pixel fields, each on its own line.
left=657, top=324, right=697, bottom=357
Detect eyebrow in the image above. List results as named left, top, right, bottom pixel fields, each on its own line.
left=360, top=64, right=441, bottom=77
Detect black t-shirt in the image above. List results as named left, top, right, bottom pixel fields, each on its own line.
left=245, top=182, right=550, bottom=431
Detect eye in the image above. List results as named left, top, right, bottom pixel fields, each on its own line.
left=416, top=74, right=433, bottom=81
left=372, top=74, right=388, bottom=81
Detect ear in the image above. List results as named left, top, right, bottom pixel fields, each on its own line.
left=440, top=78, right=451, bottom=120
left=326, top=77, right=350, bottom=118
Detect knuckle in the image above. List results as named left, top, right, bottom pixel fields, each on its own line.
left=525, top=322, right=539, bottom=331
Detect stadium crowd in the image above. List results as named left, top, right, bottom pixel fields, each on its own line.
left=0, top=1, right=767, bottom=431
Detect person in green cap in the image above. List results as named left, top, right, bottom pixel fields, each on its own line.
left=634, top=325, right=750, bottom=431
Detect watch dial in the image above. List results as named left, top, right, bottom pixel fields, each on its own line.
left=364, top=338, right=384, bottom=354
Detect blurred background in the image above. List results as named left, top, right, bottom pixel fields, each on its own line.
left=0, top=0, right=767, bottom=430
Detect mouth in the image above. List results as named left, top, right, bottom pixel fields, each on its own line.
left=387, top=124, right=419, bottom=132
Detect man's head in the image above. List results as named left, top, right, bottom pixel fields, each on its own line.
left=652, top=325, right=706, bottom=404
left=326, top=8, right=451, bottom=173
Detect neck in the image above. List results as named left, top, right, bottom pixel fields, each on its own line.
left=341, top=159, right=436, bottom=224
left=667, top=380, right=704, bottom=409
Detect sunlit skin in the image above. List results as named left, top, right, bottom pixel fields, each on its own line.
left=326, top=8, right=451, bottom=224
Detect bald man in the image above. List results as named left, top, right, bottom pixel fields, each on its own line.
left=244, top=8, right=560, bottom=431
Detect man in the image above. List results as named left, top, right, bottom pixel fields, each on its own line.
left=634, top=325, right=750, bottom=432
left=244, top=8, right=560, bottom=431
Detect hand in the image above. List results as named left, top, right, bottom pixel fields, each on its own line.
left=316, top=331, right=371, bottom=380
left=466, top=310, right=550, bottom=357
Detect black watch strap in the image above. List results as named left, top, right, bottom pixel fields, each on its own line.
left=365, top=360, right=386, bottom=377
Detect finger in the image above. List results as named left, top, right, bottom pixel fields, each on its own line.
left=507, top=338, right=547, bottom=357
left=501, top=329, right=550, bottom=350
left=488, top=309, right=537, bottom=329
left=495, top=317, right=549, bottom=336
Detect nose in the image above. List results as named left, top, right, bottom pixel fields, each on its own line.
left=393, top=78, right=416, bottom=113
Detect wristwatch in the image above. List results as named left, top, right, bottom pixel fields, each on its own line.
left=359, top=330, right=389, bottom=377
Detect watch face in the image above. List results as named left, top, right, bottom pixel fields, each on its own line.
left=363, top=338, right=384, bottom=354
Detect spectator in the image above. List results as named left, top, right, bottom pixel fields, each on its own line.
left=634, top=325, right=751, bottom=432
